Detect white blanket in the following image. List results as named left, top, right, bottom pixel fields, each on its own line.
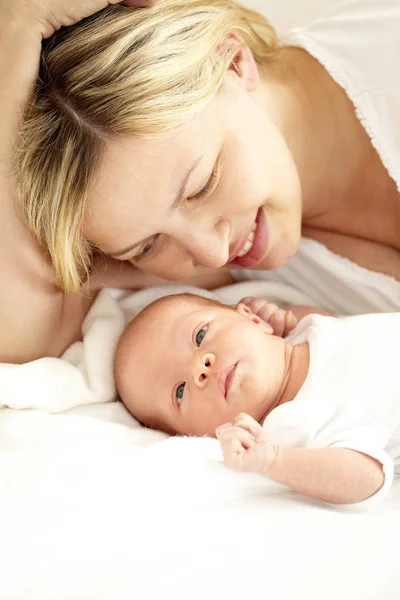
left=1, top=281, right=399, bottom=600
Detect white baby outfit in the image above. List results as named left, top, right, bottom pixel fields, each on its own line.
left=262, top=313, right=400, bottom=508
left=232, top=0, right=400, bottom=315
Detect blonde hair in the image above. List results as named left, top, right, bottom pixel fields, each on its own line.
left=14, top=0, right=279, bottom=293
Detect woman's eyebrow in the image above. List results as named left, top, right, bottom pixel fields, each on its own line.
left=108, top=156, right=204, bottom=258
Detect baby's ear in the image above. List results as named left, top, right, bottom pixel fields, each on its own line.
left=235, top=303, right=273, bottom=334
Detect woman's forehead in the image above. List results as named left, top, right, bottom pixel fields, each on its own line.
left=94, top=99, right=222, bottom=192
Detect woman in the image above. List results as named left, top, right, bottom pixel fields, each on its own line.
left=2, top=0, right=400, bottom=364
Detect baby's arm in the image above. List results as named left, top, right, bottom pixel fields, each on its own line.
left=217, top=414, right=384, bottom=505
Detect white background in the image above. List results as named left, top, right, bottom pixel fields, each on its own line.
left=242, top=0, right=341, bottom=32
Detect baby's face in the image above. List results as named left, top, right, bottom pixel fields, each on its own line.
left=117, top=295, right=289, bottom=437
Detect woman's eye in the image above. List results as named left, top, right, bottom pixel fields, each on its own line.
left=176, top=383, right=185, bottom=405
left=195, top=327, right=207, bottom=346
left=134, top=236, right=157, bottom=261
left=187, top=162, right=220, bottom=203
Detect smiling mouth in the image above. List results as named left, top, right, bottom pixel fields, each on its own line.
left=229, top=207, right=269, bottom=268
left=218, top=362, right=238, bottom=399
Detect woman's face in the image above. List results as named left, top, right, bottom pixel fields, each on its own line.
left=85, top=67, right=302, bottom=280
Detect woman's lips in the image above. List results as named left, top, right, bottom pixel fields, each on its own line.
left=230, top=207, right=269, bottom=268
left=218, top=362, right=238, bottom=399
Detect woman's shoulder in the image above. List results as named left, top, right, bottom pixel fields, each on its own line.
left=286, top=0, right=400, bottom=190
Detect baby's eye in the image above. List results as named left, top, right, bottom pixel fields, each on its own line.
left=195, top=327, right=208, bottom=346
left=176, top=383, right=185, bottom=405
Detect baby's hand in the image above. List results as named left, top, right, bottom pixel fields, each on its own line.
left=216, top=413, right=279, bottom=476
left=238, top=297, right=297, bottom=337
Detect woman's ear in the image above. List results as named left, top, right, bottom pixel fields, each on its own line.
left=236, top=303, right=273, bottom=334
left=219, top=33, right=260, bottom=92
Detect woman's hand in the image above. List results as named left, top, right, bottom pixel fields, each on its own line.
left=238, top=296, right=298, bottom=337
left=216, top=413, right=279, bottom=476
left=15, top=0, right=149, bottom=39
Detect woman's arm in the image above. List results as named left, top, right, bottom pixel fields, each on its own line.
left=217, top=414, right=384, bottom=505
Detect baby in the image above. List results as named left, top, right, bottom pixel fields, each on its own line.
left=115, top=293, right=400, bottom=508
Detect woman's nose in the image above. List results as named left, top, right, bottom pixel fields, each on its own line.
left=191, top=352, right=216, bottom=388
left=175, top=218, right=231, bottom=269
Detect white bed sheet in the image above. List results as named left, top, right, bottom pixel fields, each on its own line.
left=0, top=280, right=399, bottom=600
left=1, top=402, right=399, bottom=600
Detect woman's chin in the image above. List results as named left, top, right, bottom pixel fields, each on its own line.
left=254, top=238, right=299, bottom=271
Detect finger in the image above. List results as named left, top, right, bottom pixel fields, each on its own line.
left=258, top=302, right=279, bottom=323
left=221, top=438, right=246, bottom=471
left=246, top=297, right=267, bottom=314
left=234, top=413, right=264, bottom=438
left=237, top=297, right=268, bottom=316
left=268, top=308, right=288, bottom=337
left=217, top=425, right=256, bottom=450
left=234, top=427, right=256, bottom=449
left=215, top=422, right=233, bottom=440
left=239, top=297, right=253, bottom=304
left=283, top=310, right=298, bottom=336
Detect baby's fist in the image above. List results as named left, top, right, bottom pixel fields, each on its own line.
left=216, top=413, right=278, bottom=475
left=238, top=297, right=297, bottom=337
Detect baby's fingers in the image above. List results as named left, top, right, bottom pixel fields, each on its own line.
left=216, top=423, right=257, bottom=471
left=234, top=413, right=264, bottom=439
left=216, top=423, right=256, bottom=449
left=256, top=301, right=279, bottom=323
left=283, top=310, right=297, bottom=336
left=266, top=307, right=288, bottom=337
left=220, top=437, right=246, bottom=471
left=218, top=434, right=258, bottom=472
left=239, top=297, right=268, bottom=316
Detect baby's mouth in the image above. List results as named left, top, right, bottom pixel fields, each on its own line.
left=218, top=362, right=238, bottom=399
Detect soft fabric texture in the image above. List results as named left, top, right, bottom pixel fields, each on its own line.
left=264, top=313, right=400, bottom=508
left=232, top=0, right=400, bottom=313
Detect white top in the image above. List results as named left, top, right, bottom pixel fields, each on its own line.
left=232, top=0, right=400, bottom=315
left=263, top=313, right=400, bottom=509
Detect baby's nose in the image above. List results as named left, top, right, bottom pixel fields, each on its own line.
left=192, top=352, right=216, bottom=388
